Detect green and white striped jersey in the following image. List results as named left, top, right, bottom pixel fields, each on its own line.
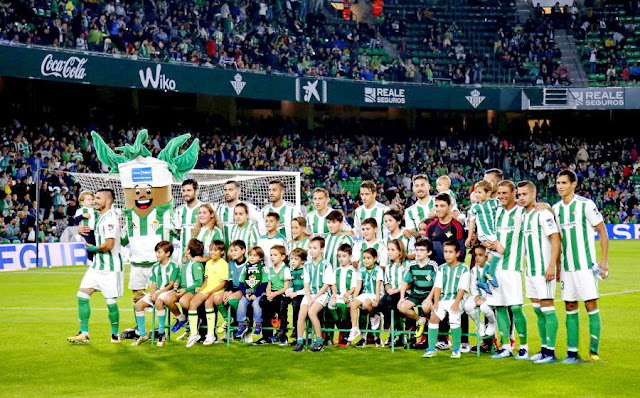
left=74, top=206, right=97, bottom=229
left=523, top=208, right=559, bottom=277
left=403, top=260, right=439, bottom=297
left=352, top=239, right=388, bottom=268
left=174, top=200, right=202, bottom=252
left=257, top=233, right=288, bottom=268
left=179, top=259, right=204, bottom=293
left=434, top=263, right=470, bottom=301
left=357, top=265, right=384, bottom=295
left=306, top=207, right=353, bottom=235
left=289, top=238, right=309, bottom=252
left=469, top=198, right=501, bottom=240
left=323, top=233, right=354, bottom=269
left=553, top=195, right=603, bottom=272
left=353, top=201, right=390, bottom=241
left=217, top=201, right=264, bottom=247
left=92, top=208, right=123, bottom=272
left=440, top=189, right=457, bottom=205
left=194, top=226, right=224, bottom=257
left=261, top=201, right=302, bottom=241
left=124, top=201, right=174, bottom=266
left=334, top=265, right=357, bottom=296
left=469, top=265, right=485, bottom=298
left=229, top=221, right=260, bottom=251
left=404, top=198, right=435, bottom=232
left=303, top=259, right=335, bottom=295
left=495, top=205, right=526, bottom=272
left=149, top=261, right=180, bottom=289
left=385, top=229, right=416, bottom=255
left=385, top=260, right=409, bottom=290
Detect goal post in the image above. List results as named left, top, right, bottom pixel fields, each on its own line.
left=54, top=169, right=302, bottom=212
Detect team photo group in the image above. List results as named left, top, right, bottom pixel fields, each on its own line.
left=68, top=132, right=609, bottom=364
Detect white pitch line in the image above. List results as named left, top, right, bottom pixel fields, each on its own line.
left=520, top=289, right=640, bottom=307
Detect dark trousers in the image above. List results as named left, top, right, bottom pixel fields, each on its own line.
left=290, top=295, right=303, bottom=337
left=260, top=295, right=288, bottom=340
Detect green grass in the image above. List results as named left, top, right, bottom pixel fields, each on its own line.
left=1, top=241, right=639, bottom=397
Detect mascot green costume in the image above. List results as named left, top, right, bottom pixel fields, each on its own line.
left=92, top=130, right=199, bottom=336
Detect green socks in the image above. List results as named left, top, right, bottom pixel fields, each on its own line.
left=337, top=303, right=348, bottom=320
left=328, top=308, right=339, bottom=322
left=157, top=310, right=166, bottom=333
left=533, top=304, right=546, bottom=348
left=566, top=309, right=579, bottom=356
left=107, top=303, right=119, bottom=335
left=216, top=303, right=229, bottom=320
left=588, top=309, right=601, bottom=355
left=427, top=323, right=439, bottom=350
left=78, top=297, right=90, bottom=333
left=541, top=306, right=558, bottom=351
left=482, top=253, right=502, bottom=282
left=188, top=310, right=199, bottom=334
left=229, top=299, right=239, bottom=312
left=496, top=306, right=511, bottom=345
left=135, top=311, right=146, bottom=336
left=511, top=305, right=527, bottom=345
left=452, top=327, right=461, bottom=350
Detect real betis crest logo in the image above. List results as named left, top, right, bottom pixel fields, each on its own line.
left=230, top=74, right=246, bottom=95
left=466, top=89, right=485, bottom=109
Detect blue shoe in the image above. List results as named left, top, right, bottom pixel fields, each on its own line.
left=515, top=348, right=529, bottom=360
left=171, top=319, right=187, bottom=333
left=477, top=281, right=492, bottom=295
left=450, top=349, right=461, bottom=359
left=562, top=356, right=583, bottom=364
left=491, top=349, right=513, bottom=359
left=234, top=324, right=248, bottom=338
left=253, top=323, right=262, bottom=336
left=486, top=273, right=499, bottom=288
left=530, top=352, right=544, bottom=361
left=534, top=355, right=557, bottom=364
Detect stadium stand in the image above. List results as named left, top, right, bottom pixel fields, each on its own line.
left=0, top=117, right=638, bottom=243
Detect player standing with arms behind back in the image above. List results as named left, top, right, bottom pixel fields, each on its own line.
left=261, top=179, right=302, bottom=242
left=67, top=188, right=123, bottom=344
left=553, top=170, right=609, bottom=363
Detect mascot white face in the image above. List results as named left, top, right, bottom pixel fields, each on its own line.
left=91, top=129, right=199, bottom=217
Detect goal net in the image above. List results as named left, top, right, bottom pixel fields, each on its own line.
left=53, top=169, right=302, bottom=211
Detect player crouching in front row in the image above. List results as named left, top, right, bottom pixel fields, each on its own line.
left=132, top=241, right=180, bottom=346
left=423, top=240, right=470, bottom=359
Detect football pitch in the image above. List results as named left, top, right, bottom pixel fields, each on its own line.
left=1, top=241, right=638, bottom=397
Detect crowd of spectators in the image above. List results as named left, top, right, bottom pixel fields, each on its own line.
left=494, top=4, right=570, bottom=86
left=0, top=116, right=638, bottom=243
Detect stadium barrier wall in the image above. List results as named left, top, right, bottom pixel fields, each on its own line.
left=0, top=242, right=88, bottom=271
left=0, top=44, right=523, bottom=110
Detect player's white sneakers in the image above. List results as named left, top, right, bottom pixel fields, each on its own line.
left=203, top=334, right=216, bottom=346
left=460, top=343, right=471, bottom=353
left=186, top=334, right=200, bottom=348
left=347, top=327, right=361, bottom=342
left=484, top=323, right=497, bottom=337
left=370, top=314, right=381, bottom=330
left=476, top=323, right=486, bottom=337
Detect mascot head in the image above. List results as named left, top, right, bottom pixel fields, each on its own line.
left=91, top=129, right=199, bottom=217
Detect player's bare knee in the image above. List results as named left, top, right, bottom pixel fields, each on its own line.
left=565, top=301, right=578, bottom=311
left=585, top=299, right=598, bottom=311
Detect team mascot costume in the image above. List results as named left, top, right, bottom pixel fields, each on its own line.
left=91, top=130, right=199, bottom=337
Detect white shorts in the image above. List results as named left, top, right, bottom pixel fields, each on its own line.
left=354, top=293, right=377, bottom=305
left=486, top=269, right=524, bottom=307
left=525, top=275, right=556, bottom=301
left=80, top=268, right=124, bottom=298
left=301, top=293, right=330, bottom=308
left=139, top=290, right=173, bottom=306
left=561, top=269, right=599, bottom=302
left=433, top=299, right=463, bottom=326
left=335, top=296, right=352, bottom=305
left=128, top=265, right=153, bottom=290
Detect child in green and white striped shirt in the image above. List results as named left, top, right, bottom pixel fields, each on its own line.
left=329, top=243, right=357, bottom=347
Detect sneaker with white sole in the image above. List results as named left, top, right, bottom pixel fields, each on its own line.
left=370, top=314, right=381, bottom=330
left=435, top=341, right=450, bottom=351
left=422, top=350, right=436, bottom=358
left=460, top=343, right=471, bottom=353
left=131, top=335, right=149, bottom=346
left=491, top=349, right=514, bottom=359
left=347, top=328, right=361, bottom=342
left=451, top=349, right=461, bottom=359
left=515, top=348, right=529, bottom=360
left=156, top=334, right=166, bottom=347
left=186, top=334, right=200, bottom=348
left=203, top=334, right=216, bottom=346
left=67, top=331, right=90, bottom=344
left=530, top=352, right=544, bottom=361
left=484, top=323, right=497, bottom=337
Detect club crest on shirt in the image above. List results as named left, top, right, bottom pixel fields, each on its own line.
left=445, top=231, right=453, bottom=238
left=426, top=275, right=432, bottom=281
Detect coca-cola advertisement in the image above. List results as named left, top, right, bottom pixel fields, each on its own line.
left=40, top=53, right=88, bottom=80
